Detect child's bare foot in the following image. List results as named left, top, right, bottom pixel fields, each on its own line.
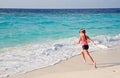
left=93, top=62, right=97, bottom=69
left=83, top=60, right=86, bottom=63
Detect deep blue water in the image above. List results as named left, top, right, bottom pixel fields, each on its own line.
left=0, top=8, right=120, bottom=13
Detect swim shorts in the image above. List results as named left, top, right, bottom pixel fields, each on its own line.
left=82, top=45, right=89, bottom=50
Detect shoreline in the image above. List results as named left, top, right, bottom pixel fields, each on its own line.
left=9, top=46, right=120, bottom=78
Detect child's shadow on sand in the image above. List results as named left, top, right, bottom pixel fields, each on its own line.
left=97, top=62, right=120, bottom=68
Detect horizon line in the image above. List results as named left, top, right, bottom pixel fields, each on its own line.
left=0, top=7, right=120, bottom=10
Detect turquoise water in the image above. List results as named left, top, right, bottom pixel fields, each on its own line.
left=0, top=11, right=120, bottom=48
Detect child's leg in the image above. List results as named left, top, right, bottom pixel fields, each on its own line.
left=84, top=50, right=96, bottom=68
left=81, top=50, right=86, bottom=63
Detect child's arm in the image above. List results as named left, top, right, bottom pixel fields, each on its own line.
left=74, top=36, right=81, bottom=44
left=87, top=36, right=96, bottom=45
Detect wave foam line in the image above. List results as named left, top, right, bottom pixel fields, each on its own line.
left=0, top=34, right=120, bottom=78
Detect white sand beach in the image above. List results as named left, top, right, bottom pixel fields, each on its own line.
left=9, top=46, right=120, bottom=78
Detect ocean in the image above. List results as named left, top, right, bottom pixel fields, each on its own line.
left=0, top=8, right=120, bottom=78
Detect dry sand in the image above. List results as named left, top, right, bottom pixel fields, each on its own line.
left=9, top=46, right=120, bottom=78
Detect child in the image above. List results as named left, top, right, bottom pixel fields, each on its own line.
left=75, top=29, right=97, bottom=68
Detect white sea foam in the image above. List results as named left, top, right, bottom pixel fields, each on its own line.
left=0, top=34, right=120, bottom=78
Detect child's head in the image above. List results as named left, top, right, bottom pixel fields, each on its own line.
left=79, top=29, right=86, bottom=34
